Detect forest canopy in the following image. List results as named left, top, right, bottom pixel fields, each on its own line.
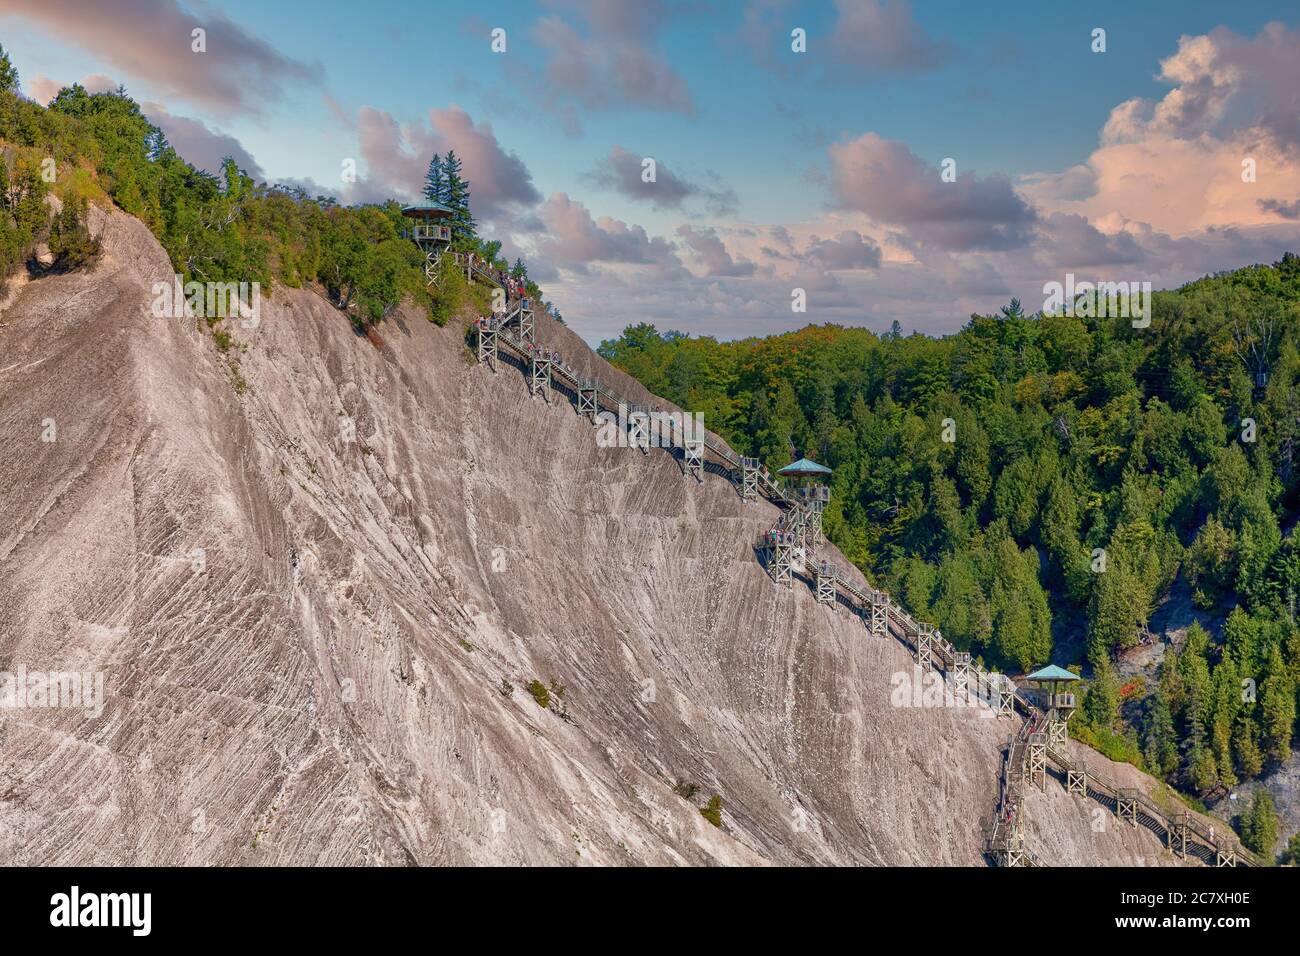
left=0, top=41, right=549, bottom=328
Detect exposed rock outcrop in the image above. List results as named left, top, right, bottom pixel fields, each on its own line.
left=0, top=206, right=1210, bottom=865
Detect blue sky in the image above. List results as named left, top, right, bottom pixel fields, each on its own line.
left=3, top=1, right=1298, bottom=343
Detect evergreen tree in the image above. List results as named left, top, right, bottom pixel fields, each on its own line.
left=1240, top=790, right=1278, bottom=857
left=1208, top=651, right=1240, bottom=788
left=1143, top=691, right=1179, bottom=777
left=1260, top=644, right=1296, bottom=763
left=1082, top=661, right=1120, bottom=732
left=422, top=153, right=445, bottom=203
left=1233, top=706, right=1264, bottom=779
left=510, top=257, right=527, bottom=280
left=1187, top=725, right=1219, bottom=794
left=0, top=43, right=17, bottom=95
left=1281, top=831, right=1300, bottom=866
left=442, top=150, right=476, bottom=244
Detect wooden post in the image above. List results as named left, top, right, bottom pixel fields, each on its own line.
left=1172, top=812, right=1188, bottom=859
left=996, top=675, right=1015, bottom=716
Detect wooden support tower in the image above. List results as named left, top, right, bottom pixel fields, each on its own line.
left=869, top=589, right=888, bottom=637
left=784, top=504, right=808, bottom=550
left=1115, top=788, right=1138, bottom=827
left=1067, top=762, right=1087, bottom=796
left=815, top=560, right=836, bottom=607
left=1047, top=690, right=1076, bottom=746
left=529, top=347, right=553, bottom=400
left=797, top=485, right=829, bottom=545
left=952, top=651, right=970, bottom=701
left=401, top=201, right=453, bottom=289
left=519, top=297, right=536, bottom=343
left=1026, top=732, right=1047, bottom=791
left=915, top=623, right=935, bottom=671
left=476, top=316, right=498, bottom=370
left=626, top=404, right=650, bottom=453
left=1027, top=665, right=1080, bottom=745
left=1002, top=827, right=1025, bottom=868
left=764, top=530, right=795, bottom=588
left=740, top=457, right=759, bottom=501
left=1216, top=849, right=1236, bottom=867
left=996, top=676, right=1015, bottom=716
left=683, top=438, right=704, bottom=481
left=577, top=381, right=598, bottom=421
left=1170, top=812, right=1188, bottom=859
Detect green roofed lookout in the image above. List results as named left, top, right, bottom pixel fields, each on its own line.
left=1026, top=664, right=1080, bottom=683
left=778, top=458, right=832, bottom=479
left=402, top=201, right=454, bottom=288
left=1027, top=664, right=1079, bottom=748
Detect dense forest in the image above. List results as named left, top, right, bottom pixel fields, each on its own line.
left=599, top=256, right=1300, bottom=836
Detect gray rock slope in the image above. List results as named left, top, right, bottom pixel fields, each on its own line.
left=0, top=206, right=1203, bottom=865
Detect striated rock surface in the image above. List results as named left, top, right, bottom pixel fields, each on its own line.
left=0, top=207, right=1208, bottom=865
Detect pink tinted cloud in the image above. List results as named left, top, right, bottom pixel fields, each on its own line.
left=3, top=0, right=321, bottom=117
left=829, top=132, right=1036, bottom=251
left=534, top=192, right=682, bottom=275
left=676, top=225, right=755, bottom=277
left=829, top=0, right=955, bottom=74
left=1026, top=23, right=1300, bottom=236
left=143, top=101, right=264, bottom=181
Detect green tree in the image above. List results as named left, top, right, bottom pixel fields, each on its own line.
left=1260, top=645, right=1296, bottom=763
left=1082, top=661, right=1120, bottom=732
left=1281, top=831, right=1300, bottom=866
left=0, top=43, right=17, bottom=95
left=1208, top=651, right=1240, bottom=788
left=987, top=534, right=1051, bottom=670
left=47, top=193, right=102, bottom=270
left=1143, top=691, right=1179, bottom=777
left=442, top=150, right=476, bottom=245
left=422, top=152, right=444, bottom=203
left=1184, top=516, right=1236, bottom=609
left=1239, top=790, right=1278, bottom=857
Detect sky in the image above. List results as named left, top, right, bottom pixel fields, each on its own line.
left=2, top=0, right=1298, bottom=345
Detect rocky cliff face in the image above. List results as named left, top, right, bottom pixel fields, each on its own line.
left=0, top=207, right=1202, bottom=865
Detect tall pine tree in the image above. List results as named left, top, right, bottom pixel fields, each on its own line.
left=442, top=150, right=476, bottom=244
left=423, top=153, right=445, bottom=203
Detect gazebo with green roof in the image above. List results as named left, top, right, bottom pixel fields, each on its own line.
left=778, top=457, right=832, bottom=480
left=402, top=201, right=454, bottom=287
left=777, top=458, right=832, bottom=548
left=1027, top=664, right=1079, bottom=747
